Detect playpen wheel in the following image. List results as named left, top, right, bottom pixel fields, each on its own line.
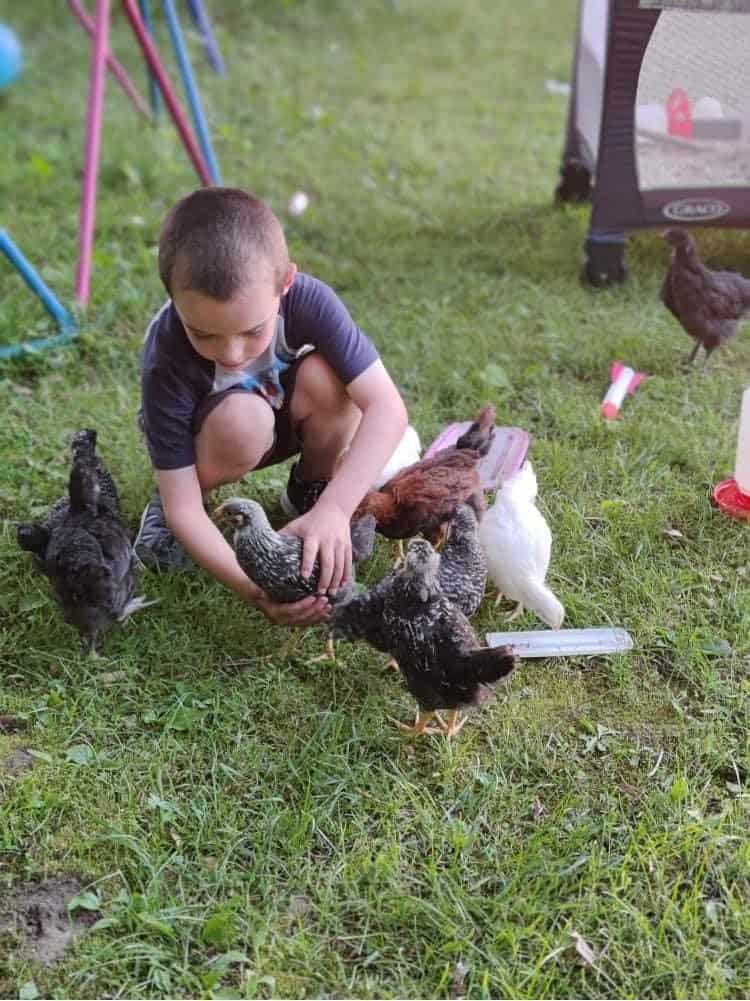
left=581, top=238, right=628, bottom=287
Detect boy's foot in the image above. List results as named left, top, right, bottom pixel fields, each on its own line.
left=280, top=460, right=329, bottom=518
left=134, top=490, right=193, bottom=571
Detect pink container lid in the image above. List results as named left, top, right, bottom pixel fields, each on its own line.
left=423, top=423, right=530, bottom=491
left=713, top=477, right=750, bottom=520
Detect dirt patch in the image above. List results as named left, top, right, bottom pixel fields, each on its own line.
left=0, top=715, right=27, bottom=734
left=2, top=749, right=35, bottom=776
left=0, top=877, right=101, bottom=965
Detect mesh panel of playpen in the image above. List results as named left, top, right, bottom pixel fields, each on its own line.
left=636, top=10, right=750, bottom=188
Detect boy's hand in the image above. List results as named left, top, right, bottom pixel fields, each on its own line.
left=241, top=575, right=331, bottom=625
left=281, top=497, right=353, bottom=595
left=254, top=590, right=331, bottom=626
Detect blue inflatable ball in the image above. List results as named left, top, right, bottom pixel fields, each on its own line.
left=0, top=25, right=22, bottom=90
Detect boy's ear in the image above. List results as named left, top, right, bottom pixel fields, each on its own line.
left=281, top=262, right=297, bottom=296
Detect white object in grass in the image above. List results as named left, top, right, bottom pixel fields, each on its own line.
left=287, top=191, right=310, bottom=216
left=734, top=386, right=750, bottom=495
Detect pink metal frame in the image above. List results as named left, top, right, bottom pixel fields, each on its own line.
left=72, top=0, right=213, bottom=305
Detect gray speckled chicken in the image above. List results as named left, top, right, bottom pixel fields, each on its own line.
left=381, top=540, right=516, bottom=737
left=214, top=498, right=355, bottom=605
left=331, top=503, right=487, bottom=669
left=438, top=503, right=487, bottom=617
left=349, top=513, right=377, bottom=564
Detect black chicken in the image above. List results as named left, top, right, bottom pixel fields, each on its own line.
left=662, top=229, right=750, bottom=366
left=378, top=540, right=516, bottom=736
left=18, top=454, right=153, bottom=653
left=17, top=428, right=121, bottom=569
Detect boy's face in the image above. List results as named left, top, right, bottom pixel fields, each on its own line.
left=174, top=264, right=296, bottom=370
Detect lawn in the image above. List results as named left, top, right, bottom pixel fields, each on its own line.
left=1, top=1, right=749, bottom=998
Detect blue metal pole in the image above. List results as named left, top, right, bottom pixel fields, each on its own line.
left=161, top=0, right=222, bottom=184
left=186, top=0, right=225, bottom=76
left=138, top=0, right=162, bottom=116
left=0, top=230, right=78, bottom=359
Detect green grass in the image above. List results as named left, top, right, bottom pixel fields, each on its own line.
left=1, top=1, right=749, bottom=997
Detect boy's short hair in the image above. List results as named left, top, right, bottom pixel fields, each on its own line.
left=158, top=187, right=289, bottom=299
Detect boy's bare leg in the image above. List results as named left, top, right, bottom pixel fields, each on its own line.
left=135, top=393, right=275, bottom=570
left=289, top=354, right=361, bottom=480
left=195, top=391, right=276, bottom=491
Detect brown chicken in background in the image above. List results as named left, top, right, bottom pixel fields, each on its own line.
left=661, top=228, right=750, bottom=366
left=354, top=404, right=495, bottom=555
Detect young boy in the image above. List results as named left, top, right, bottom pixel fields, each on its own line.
left=135, top=187, right=408, bottom=626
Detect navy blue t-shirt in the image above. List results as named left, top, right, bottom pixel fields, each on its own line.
left=140, top=272, right=378, bottom=471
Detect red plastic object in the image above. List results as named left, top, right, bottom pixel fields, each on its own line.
left=423, top=423, right=529, bottom=490
left=713, top=478, right=750, bottom=520
left=666, top=88, right=692, bottom=138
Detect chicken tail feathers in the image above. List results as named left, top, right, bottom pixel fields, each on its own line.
left=456, top=403, right=496, bottom=456
left=458, top=645, right=517, bottom=688
left=519, top=578, right=565, bottom=629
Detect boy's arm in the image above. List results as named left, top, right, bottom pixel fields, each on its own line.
left=284, top=360, right=408, bottom=590
left=157, top=467, right=330, bottom=626
left=321, top=359, right=408, bottom=517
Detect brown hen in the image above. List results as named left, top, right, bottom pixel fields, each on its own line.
left=355, top=404, right=495, bottom=549
left=662, top=229, right=750, bottom=366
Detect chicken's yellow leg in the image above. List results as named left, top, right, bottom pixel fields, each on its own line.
left=391, top=710, right=442, bottom=736
left=309, top=635, right=336, bottom=663
left=506, top=601, right=524, bottom=622
left=393, top=539, right=406, bottom=568
left=439, top=709, right=467, bottom=737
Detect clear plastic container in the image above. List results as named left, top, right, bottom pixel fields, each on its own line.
left=486, top=626, right=633, bottom=658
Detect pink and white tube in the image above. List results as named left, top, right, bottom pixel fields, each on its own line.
left=601, top=361, right=646, bottom=420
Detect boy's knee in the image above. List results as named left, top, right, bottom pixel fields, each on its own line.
left=196, top=392, right=274, bottom=486
left=292, top=354, right=357, bottom=419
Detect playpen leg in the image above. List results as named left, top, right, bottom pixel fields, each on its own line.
left=137, top=0, right=162, bottom=116
left=186, top=0, right=225, bottom=75
left=161, top=0, right=222, bottom=184
left=68, top=0, right=151, bottom=119
left=0, top=230, right=77, bottom=335
left=0, top=230, right=77, bottom=359
left=75, top=0, right=110, bottom=307
left=582, top=232, right=627, bottom=287
left=121, top=0, right=212, bottom=185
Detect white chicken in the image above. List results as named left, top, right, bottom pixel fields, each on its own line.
left=371, top=424, right=421, bottom=488
left=478, top=460, right=564, bottom=628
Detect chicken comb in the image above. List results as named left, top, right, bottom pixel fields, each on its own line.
left=424, top=423, right=529, bottom=490
left=601, top=361, right=647, bottom=420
